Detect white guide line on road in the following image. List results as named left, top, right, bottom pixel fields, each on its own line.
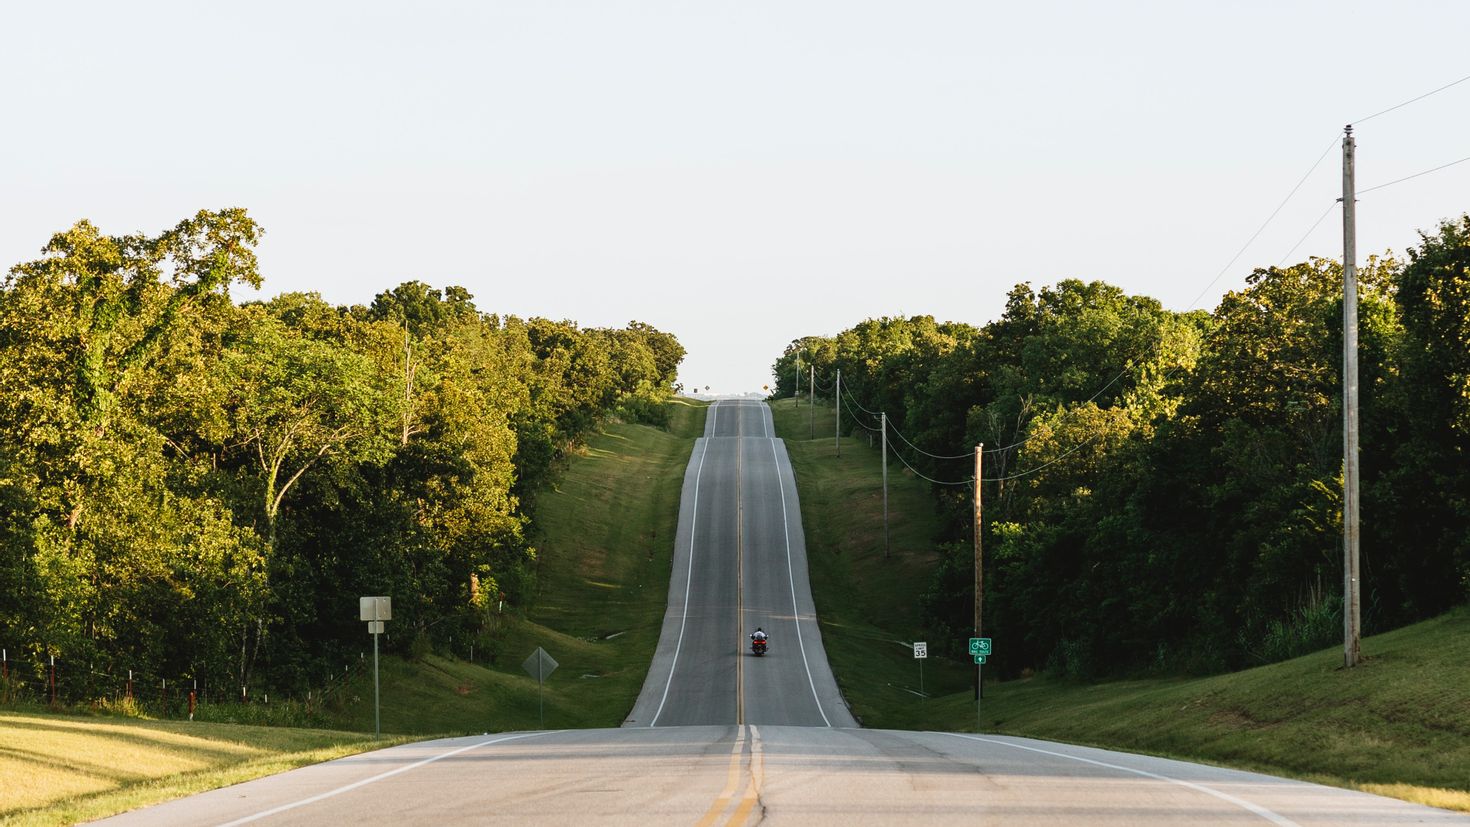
left=215, top=731, right=562, bottom=826
left=943, top=734, right=1299, bottom=826
left=650, top=406, right=715, bottom=727
left=770, top=436, right=831, bottom=727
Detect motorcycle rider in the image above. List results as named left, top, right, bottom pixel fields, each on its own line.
left=751, top=627, right=767, bottom=645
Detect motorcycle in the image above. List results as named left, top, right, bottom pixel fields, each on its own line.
left=751, top=637, right=768, bottom=656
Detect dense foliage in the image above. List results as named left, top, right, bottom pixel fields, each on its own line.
left=775, top=215, right=1470, bottom=676
left=0, top=210, right=684, bottom=699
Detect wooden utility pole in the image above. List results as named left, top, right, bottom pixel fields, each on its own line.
left=835, top=369, right=842, bottom=457
left=1342, top=125, right=1362, bottom=668
left=881, top=412, right=889, bottom=559
left=973, top=444, right=983, bottom=700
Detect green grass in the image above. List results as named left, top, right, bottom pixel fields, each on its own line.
left=0, top=711, right=396, bottom=826
left=0, top=398, right=707, bottom=824
left=769, top=396, right=973, bottom=728
left=770, top=394, right=1470, bottom=812
left=319, top=398, right=709, bottom=735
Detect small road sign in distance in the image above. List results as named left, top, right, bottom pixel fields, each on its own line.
left=913, top=642, right=928, bottom=659
left=968, top=637, right=992, bottom=657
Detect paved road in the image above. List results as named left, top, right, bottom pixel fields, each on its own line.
left=624, top=400, right=855, bottom=728
left=94, top=400, right=1469, bottom=825
left=98, top=725, right=1468, bottom=826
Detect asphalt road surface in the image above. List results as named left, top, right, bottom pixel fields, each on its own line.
left=624, top=399, right=855, bottom=728
left=95, top=400, right=1469, bottom=826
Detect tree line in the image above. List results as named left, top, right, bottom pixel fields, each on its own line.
left=774, top=214, right=1470, bottom=677
left=0, top=208, right=684, bottom=700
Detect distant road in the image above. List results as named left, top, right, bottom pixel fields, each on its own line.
left=624, top=399, right=855, bottom=728
left=97, top=401, right=1469, bottom=825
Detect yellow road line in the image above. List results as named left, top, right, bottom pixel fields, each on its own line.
left=725, top=724, right=764, bottom=826
left=694, top=726, right=747, bottom=827
left=736, top=427, right=745, bottom=726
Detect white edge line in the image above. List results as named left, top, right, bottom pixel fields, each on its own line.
left=769, top=433, right=832, bottom=727
left=650, top=405, right=715, bottom=727
left=217, top=731, right=561, bottom=826
left=941, top=734, right=1299, bottom=827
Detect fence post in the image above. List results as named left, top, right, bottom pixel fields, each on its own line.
left=49, top=655, right=56, bottom=706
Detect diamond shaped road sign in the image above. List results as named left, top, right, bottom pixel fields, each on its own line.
left=522, top=647, right=558, bottom=683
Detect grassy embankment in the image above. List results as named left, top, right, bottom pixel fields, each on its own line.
left=0, top=399, right=707, bottom=824
left=770, top=394, right=1470, bottom=812
left=319, top=397, right=708, bottom=734
left=768, top=395, right=974, bottom=726
left=0, top=712, right=399, bottom=826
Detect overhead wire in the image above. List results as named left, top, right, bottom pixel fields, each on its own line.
left=845, top=391, right=881, bottom=417
left=887, top=419, right=974, bottom=460
left=1181, top=134, right=1340, bottom=311
left=839, top=391, right=881, bottom=432
left=1277, top=201, right=1340, bottom=267
left=885, top=438, right=974, bottom=486
left=817, top=70, right=1470, bottom=484
left=1357, top=154, right=1470, bottom=196
left=1353, top=70, right=1470, bottom=125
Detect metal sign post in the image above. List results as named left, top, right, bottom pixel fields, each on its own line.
left=969, top=638, right=992, bottom=730
left=913, top=641, right=927, bottom=698
left=359, top=596, right=392, bottom=738
left=522, top=647, right=559, bottom=729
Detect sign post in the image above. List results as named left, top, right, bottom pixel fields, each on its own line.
left=968, top=638, right=993, bottom=730
left=522, top=647, right=559, bottom=729
left=359, top=596, right=392, bottom=738
left=912, top=641, right=927, bottom=698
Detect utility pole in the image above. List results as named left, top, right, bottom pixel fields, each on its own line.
left=834, top=369, right=842, bottom=457
left=1342, top=125, right=1362, bottom=668
left=795, top=350, right=801, bottom=405
left=810, top=364, right=815, bottom=439
left=974, top=444, right=983, bottom=703
left=881, top=412, right=889, bottom=559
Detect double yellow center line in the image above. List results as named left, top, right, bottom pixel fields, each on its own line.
left=694, top=725, right=765, bottom=827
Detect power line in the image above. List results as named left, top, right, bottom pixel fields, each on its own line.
left=887, top=419, right=974, bottom=460
left=1357, top=154, right=1470, bottom=196
left=840, top=391, right=881, bottom=432
left=845, top=391, right=881, bottom=417
left=1277, top=201, right=1339, bottom=267
left=814, top=73, right=1470, bottom=486
left=1182, top=135, right=1339, bottom=312
left=1354, top=70, right=1470, bottom=125
left=982, top=430, right=1108, bottom=483
left=886, top=437, right=974, bottom=487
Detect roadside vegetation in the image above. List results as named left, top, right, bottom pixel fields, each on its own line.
left=773, top=394, right=1470, bottom=812
left=0, top=208, right=686, bottom=712
left=0, top=398, right=705, bottom=822
left=0, top=711, right=396, bottom=826
left=774, top=214, right=1470, bottom=681
left=318, top=399, right=707, bottom=734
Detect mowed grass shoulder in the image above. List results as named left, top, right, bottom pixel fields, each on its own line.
left=771, top=394, right=1470, bottom=812
left=322, top=398, right=708, bottom=734
left=969, top=607, right=1470, bottom=811
left=768, top=396, right=973, bottom=728
left=0, top=711, right=390, bottom=826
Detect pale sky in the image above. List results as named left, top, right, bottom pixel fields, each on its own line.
left=3, top=2, right=1468, bottom=393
